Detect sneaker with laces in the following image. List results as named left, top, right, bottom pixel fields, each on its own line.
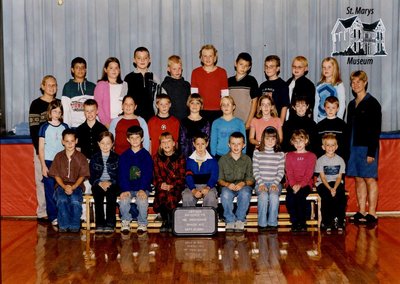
left=137, top=224, right=147, bottom=233
left=234, top=221, right=245, bottom=232
left=225, top=222, right=235, bottom=232
left=121, top=220, right=131, bottom=234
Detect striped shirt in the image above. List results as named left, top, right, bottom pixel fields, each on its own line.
left=252, top=149, right=285, bottom=186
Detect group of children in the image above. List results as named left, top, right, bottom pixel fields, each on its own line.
left=29, top=44, right=353, bottom=234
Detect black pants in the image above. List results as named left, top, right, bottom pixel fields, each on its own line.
left=286, top=185, right=311, bottom=226
left=317, top=182, right=347, bottom=226
left=92, top=184, right=118, bottom=227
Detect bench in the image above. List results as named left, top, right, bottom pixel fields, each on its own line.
left=82, top=190, right=323, bottom=231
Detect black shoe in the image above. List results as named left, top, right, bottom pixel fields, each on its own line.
left=266, top=225, right=278, bottom=231
left=291, top=224, right=298, bottom=232
left=258, top=226, right=268, bottom=232
left=37, top=217, right=49, bottom=223
left=160, top=221, right=168, bottom=233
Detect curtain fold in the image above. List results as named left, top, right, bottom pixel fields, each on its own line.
left=3, top=0, right=399, bottom=131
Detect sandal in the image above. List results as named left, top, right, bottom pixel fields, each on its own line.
left=349, top=212, right=364, bottom=223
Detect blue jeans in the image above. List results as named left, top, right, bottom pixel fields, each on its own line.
left=182, top=186, right=218, bottom=208
left=42, top=160, right=57, bottom=222
left=221, top=186, right=252, bottom=223
left=55, top=186, right=83, bottom=230
left=119, top=191, right=148, bottom=226
left=257, top=183, right=282, bottom=227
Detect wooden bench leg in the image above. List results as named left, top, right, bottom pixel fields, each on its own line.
left=317, top=195, right=321, bottom=228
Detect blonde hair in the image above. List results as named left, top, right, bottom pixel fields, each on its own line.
left=322, top=133, right=337, bottom=145
left=158, top=132, right=176, bottom=156
left=290, top=129, right=310, bottom=146
left=167, top=55, right=182, bottom=67
left=220, top=96, right=236, bottom=107
left=199, top=44, right=218, bottom=65
left=187, top=93, right=204, bottom=109
left=256, top=94, right=278, bottom=118
left=292, top=56, right=309, bottom=67
left=350, top=70, right=368, bottom=83
left=319, top=57, right=342, bottom=86
left=40, top=75, right=57, bottom=95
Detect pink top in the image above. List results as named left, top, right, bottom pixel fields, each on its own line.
left=285, top=151, right=317, bottom=188
left=191, top=66, right=228, bottom=111
left=250, top=117, right=282, bottom=142
left=94, top=81, right=127, bottom=125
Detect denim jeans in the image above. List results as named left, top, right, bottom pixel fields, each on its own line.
left=182, top=185, right=218, bottom=208
left=119, top=191, right=149, bottom=226
left=257, top=183, right=282, bottom=227
left=42, top=160, right=57, bottom=222
left=221, top=186, right=252, bottom=223
left=55, top=186, right=83, bottom=230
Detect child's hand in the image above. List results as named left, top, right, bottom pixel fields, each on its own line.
left=99, top=181, right=111, bottom=191
left=292, top=184, right=301, bottom=193
left=192, top=189, right=202, bottom=198
left=227, top=183, right=236, bottom=191
left=160, top=182, right=170, bottom=191
left=258, top=184, right=267, bottom=192
left=120, top=191, right=131, bottom=200
left=270, top=184, right=279, bottom=191
left=64, top=185, right=73, bottom=195
left=42, top=165, right=49, bottom=177
left=330, top=188, right=336, bottom=197
left=201, top=186, right=210, bottom=196
left=137, top=190, right=147, bottom=200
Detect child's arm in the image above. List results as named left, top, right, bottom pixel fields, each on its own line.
left=210, top=121, right=218, bottom=156
left=277, top=124, right=284, bottom=143
left=249, top=125, right=259, bottom=146
left=138, top=117, right=150, bottom=152
left=246, top=98, right=258, bottom=129
left=38, top=137, right=48, bottom=177
left=336, top=83, right=346, bottom=119
left=300, top=153, right=317, bottom=188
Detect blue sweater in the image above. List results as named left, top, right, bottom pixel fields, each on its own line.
left=186, top=155, right=219, bottom=190
left=210, top=117, right=246, bottom=156
left=118, top=148, right=153, bottom=193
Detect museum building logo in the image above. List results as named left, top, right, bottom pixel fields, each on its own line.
left=331, top=15, right=387, bottom=64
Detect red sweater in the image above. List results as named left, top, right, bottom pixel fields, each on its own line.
left=148, top=115, right=180, bottom=156
left=191, top=66, right=228, bottom=110
left=285, top=151, right=316, bottom=188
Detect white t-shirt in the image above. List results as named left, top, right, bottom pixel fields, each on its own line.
left=109, top=84, right=123, bottom=120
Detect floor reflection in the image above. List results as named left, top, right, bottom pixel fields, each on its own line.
left=14, top=220, right=391, bottom=283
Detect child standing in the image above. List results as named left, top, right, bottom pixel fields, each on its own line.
left=228, top=52, right=260, bottom=130
left=62, top=57, right=96, bottom=127
left=191, top=44, right=228, bottom=123
left=89, top=131, right=119, bottom=233
left=182, top=133, right=219, bottom=209
left=153, top=132, right=186, bottom=232
left=315, top=134, right=347, bottom=231
left=285, top=130, right=317, bottom=232
left=253, top=127, right=285, bottom=231
left=29, top=75, right=59, bottom=221
left=49, top=129, right=90, bottom=232
left=118, top=125, right=153, bottom=234
left=259, top=55, right=290, bottom=123
left=219, top=132, right=254, bottom=232
left=161, top=55, right=191, bottom=121
left=38, top=100, right=69, bottom=225
left=316, top=96, right=347, bottom=158
left=249, top=94, right=283, bottom=148
left=76, top=99, right=108, bottom=160
left=286, top=56, right=315, bottom=118
left=148, top=94, right=180, bottom=156
left=124, top=47, right=163, bottom=122
left=94, top=57, right=128, bottom=128
left=282, top=97, right=317, bottom=153
left=314, top=57, right=346, bottom=123
left=109, top=95, right=150, bottom=155
left=179, top=93, right=211, bottom=159
left=210, top=96, right=246, bottom=159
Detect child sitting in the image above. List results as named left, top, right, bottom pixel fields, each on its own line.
left=153, top=132, right=186, bottom=232
left=219, top=132, right=254, bottom=232
left=49, top=129, right=90, bottom=232
left=182, top=132, right=219, bottom=209
left=285, top=130, right=317, bottom=232
left=89, top=131, right=119, bottom=233
left=118, top=125, right=153, bottom=234
left=315, top=133, right=347, bottom=232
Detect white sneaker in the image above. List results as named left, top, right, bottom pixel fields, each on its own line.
left=51, top=219, right=58, bottom=226
left=137, top=224, right=147, bottom=233
left=121, top=220, right=131, bottom=234
left=235, top=221, right=245, bottom=232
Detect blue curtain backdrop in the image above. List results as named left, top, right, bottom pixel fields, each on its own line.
left=3, top=0, right=399, bottom=131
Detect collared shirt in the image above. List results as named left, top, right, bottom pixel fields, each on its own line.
left=49, top=150, right=90, bottom=187
left=218, top=153, right=255, bottom=184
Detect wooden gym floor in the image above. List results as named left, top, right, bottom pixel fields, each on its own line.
left=2, top=217, right=400, bottom=283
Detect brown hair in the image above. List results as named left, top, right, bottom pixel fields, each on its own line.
left=290, top=129, right=310, bottom=146
left=259, top=126, right=281, bottom=152
left=157, top=132, right=176, bottom=156
left=199, top=44, right=218, bottom=66
left=256, top=94, right=278, bottom=118
left=46, top=100, right=63, bottom=122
